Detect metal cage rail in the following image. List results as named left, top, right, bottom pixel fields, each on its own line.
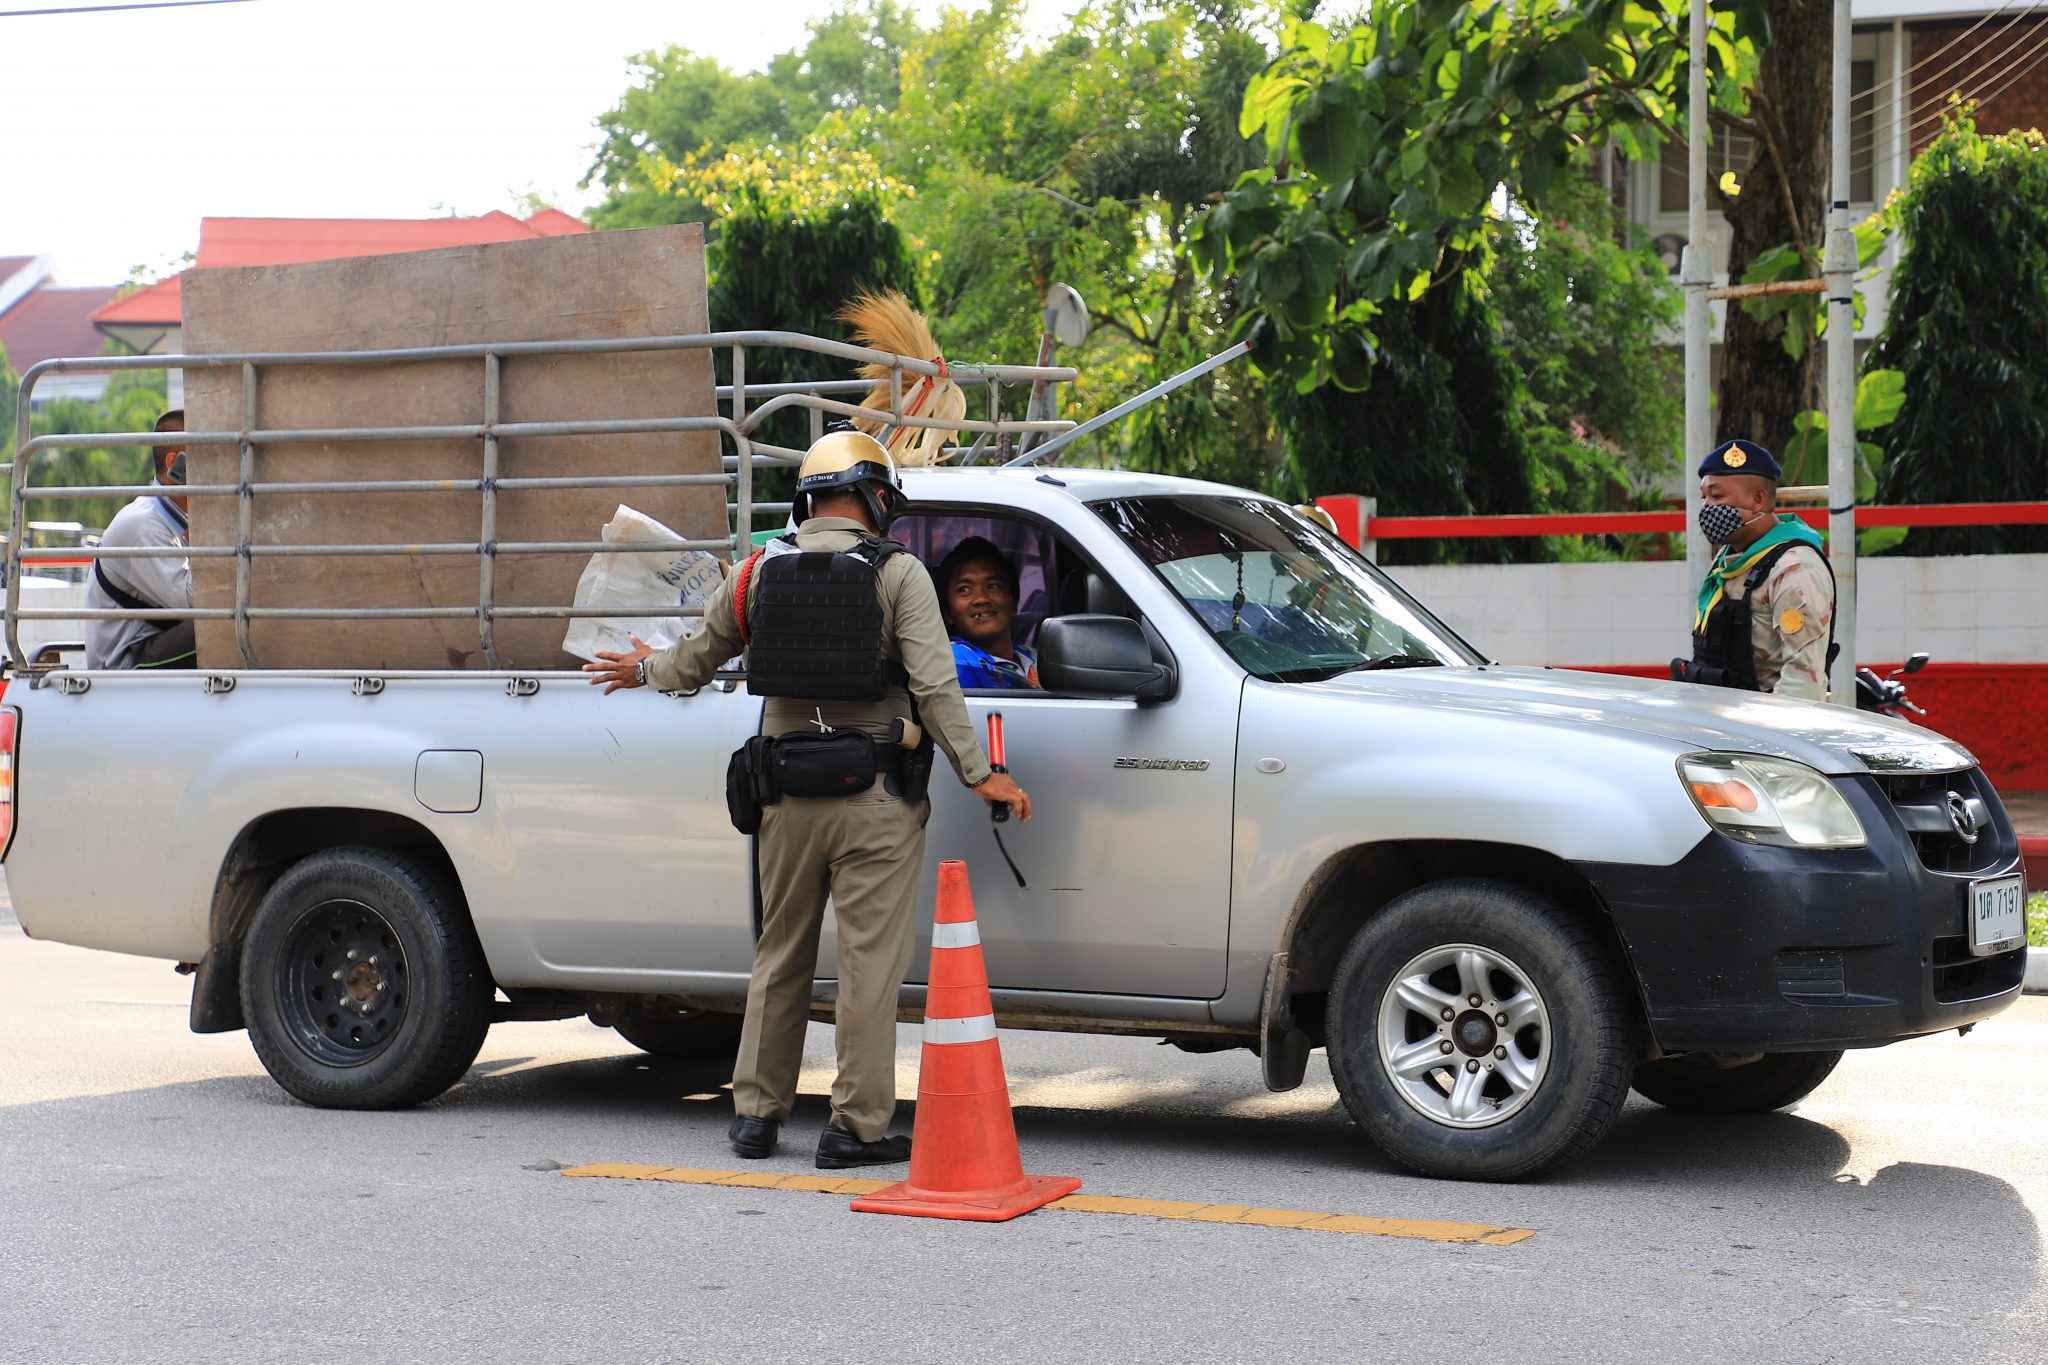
left=3, top=331, right=1078, bottom=672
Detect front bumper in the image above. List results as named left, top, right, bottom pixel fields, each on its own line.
left=1579, top=774, right=2027, bottom=1053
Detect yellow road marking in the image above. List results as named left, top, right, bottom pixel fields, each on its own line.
left=559, top=1164, right=1533, bottom=1246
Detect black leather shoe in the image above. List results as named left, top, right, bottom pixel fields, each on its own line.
left=729, top=1115, right=779, bottom=1160
left=815, top=1126, right=912, bottom=1169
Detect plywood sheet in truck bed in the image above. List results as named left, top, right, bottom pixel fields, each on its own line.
left=181, top=223, right=720, bottom=670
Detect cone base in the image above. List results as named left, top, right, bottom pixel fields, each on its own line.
left=849, top=1173, right=1082, bottom=1223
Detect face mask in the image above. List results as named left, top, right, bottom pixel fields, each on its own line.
left=164, top=452, right=187, bottom=486
left=1698, top=501, right=1756, bottom=545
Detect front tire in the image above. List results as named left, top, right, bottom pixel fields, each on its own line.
left=239, top=846, right=492, bottom=1109
left=1325, top=880, right=1636, bottom=1182
left=1630, top=1050, right=1844, bottom=1113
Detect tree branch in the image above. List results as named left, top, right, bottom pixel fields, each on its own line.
left=1746, top=92, right=1816, bottom=268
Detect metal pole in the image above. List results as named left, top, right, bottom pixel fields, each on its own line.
left=1008, top=341, right=1250, bottom=467
left=731, top=345, right=750, bottom=552
left=478, top=353, right=503, bottom=669
left=234, top=362, right=257, bottom=667
left=1682, top=0, right=1713, bottom=596
left=1825, top=0, right=1859, bottom=704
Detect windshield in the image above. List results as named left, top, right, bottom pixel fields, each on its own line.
left=1094, top=496, right=1483, bottom=681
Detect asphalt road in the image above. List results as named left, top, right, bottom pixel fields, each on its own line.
left=4, top=884, right=2044, bottom=1364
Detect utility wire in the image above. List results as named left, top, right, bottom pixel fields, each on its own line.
left=0, top=0, right=253, bottom=15
left=1848, top=0, right=2036, bottom=106
left=1849, top=4, right=2048, bottom=156
left=1852, top=10, right=2048, bottom=158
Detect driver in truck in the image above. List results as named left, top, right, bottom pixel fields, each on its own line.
left=84, top=409, right=196, bottom=671
left=937, top=536, right=1040, bottom=690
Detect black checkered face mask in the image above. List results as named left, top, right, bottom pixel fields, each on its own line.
left=1698, top=501, right=1748, bottom=545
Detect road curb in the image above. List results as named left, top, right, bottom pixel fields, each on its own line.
left=2026, top=951, right=2048, bottom=996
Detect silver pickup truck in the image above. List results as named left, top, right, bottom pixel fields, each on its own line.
left=1, top=462, right=2029, bottom=1181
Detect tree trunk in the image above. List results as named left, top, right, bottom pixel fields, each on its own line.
left=1717, top=0, right=1834, bottom=453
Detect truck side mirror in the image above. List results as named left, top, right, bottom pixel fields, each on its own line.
left=1037, top=615, right=1171, bottom=700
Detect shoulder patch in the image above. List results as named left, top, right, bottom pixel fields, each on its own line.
left=1778, top=607, right=1805, bottom=635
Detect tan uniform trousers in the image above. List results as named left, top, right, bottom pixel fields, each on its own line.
left=732, top=785, right=926, bottom=1142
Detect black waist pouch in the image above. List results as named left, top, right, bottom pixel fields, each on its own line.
left=725, top=735, right=777, bottom=835
left=769, top=729, right=878, bottom=798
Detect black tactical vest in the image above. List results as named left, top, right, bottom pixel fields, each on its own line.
left=745, top=535, right=908, bottom=701
left=1674, top=541, right=1836, bottom=692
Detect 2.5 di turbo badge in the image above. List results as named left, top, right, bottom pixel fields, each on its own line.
left=1113, top=757, right=1210, bottom=772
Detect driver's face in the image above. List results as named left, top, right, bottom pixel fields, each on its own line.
left=945, top=560, right=1017, bottom=652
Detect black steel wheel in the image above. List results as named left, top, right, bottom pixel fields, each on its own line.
left=239, top=846, right=491, bottom=1109
left=1630, top=1050, right=1845, bottom=1114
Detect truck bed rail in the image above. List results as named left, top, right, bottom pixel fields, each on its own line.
left=4, top=331, right=1078, bottom=671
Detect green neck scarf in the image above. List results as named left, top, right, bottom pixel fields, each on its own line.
left=1694, top=514, right=1825, bottom=630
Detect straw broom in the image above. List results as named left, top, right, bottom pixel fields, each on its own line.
left=836, top=289, right=965, bottom=465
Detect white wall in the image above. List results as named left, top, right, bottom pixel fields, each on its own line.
left=1388, top=554, right=2048, bottom=666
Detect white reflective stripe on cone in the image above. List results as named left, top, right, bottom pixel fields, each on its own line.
left=923, top=1013, right=998, bottom=1045
left=931, top=921, right=981, bottom=949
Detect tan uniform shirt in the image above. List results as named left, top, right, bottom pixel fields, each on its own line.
left=643, top=517, right=993, bottom=788
left=1717, top=541, right=1835, bottom=701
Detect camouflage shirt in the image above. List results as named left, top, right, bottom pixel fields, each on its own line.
left=1716, top=541, right=1835, bottom=700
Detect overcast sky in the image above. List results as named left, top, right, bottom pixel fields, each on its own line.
left=1, top=0, right=1066, bottom=285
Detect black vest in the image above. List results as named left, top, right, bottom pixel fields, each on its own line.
left=1673, top=541, right=1836, bottom=692
left=745, top=535, right=907, bottom=701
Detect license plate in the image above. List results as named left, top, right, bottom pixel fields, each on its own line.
left=1968, top=875, right=2026, bottom=955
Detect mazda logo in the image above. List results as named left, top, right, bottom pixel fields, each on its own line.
left=1946, top=791, right=1980, bottom=844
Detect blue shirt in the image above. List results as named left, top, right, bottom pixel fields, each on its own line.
left=951, top=638, right=1037, bottom=689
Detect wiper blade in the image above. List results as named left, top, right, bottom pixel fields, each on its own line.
left=1269, top=654, right=1445, bottom=683
left=1347, top=653, right=1445, bottom=672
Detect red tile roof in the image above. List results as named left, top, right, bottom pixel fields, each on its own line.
left=0, top=255, right=39, bottom=283
left=90, top=276, right=181, bottom=328
left=0, top=285, right=122, bottom=370
left=91, top=210, right=589, bottom=329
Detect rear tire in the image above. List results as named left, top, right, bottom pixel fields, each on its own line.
left=1630, top=1050, right=1844, bottom=1114
left=238, top=846, right=491, bottom=1109
left=613, top=1008, right=744, bottom=1062
left=1325, top=879, right=1636, bottom=1182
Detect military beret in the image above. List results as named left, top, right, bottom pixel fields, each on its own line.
left=1698, top=438, right=1781, bottom=481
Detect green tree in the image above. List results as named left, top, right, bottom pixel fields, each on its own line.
left=583, top=1, right=924, bottom=229
left=1869, top=115, right=2048, bottom=554
left=6, top=366, right=168, bottom=532
left=676, top=144, right=923, bottom=470
left=1491, top=167, right=1681, bottom=513
left=1280, top=271, right=1545, bottom=563
left=878, top=0, right=1276, bottom=482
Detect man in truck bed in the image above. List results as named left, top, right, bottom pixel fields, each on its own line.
left=83, top=409, right=195, bottom=670
left=585, top=430, right=1032, bottom=1168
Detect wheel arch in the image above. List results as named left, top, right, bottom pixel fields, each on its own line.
left=1260, top=839, right=1650, bottom=1085
left=189, top=807, right=470, bottom=1034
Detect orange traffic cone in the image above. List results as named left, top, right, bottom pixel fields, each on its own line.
left=850, top=860, right=1081, bottom=1222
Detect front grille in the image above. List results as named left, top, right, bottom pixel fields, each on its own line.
left=1872, top=768, right=2013, bottom=876
left=1930, top=934, right=2027, bottom=1003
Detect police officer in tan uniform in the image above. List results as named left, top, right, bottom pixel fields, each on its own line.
left=1673, top=439, right=1837, bottom=701
left=585, top=430, right=1031, bottom=1167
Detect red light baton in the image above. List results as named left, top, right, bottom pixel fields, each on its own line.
left=987, top=712, right=1010, bottom=823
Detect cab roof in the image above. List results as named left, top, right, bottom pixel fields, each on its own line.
left=897, top=464, right=1271, bottom=507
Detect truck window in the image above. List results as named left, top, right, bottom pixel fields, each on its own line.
left=891, top=513, right=1057, bottom=648
left=1093, top=495, right=1482, bottom=681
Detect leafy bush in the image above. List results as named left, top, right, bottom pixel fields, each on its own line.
left=1869, top=115, right=2048, bottom=554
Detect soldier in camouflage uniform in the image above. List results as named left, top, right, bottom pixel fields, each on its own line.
left=1674, top=439, right=1837, bottom=702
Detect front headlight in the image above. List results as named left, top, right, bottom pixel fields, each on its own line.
left=1678, top=754, right=1866, bottom=849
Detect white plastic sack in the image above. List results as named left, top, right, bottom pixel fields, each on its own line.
left=562, top=504, right=725, bottom=663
